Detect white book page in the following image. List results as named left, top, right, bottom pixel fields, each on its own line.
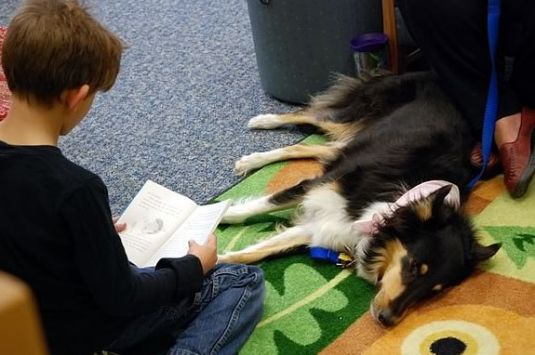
left=145, top=200, right=230, bottom=267
left=118, top=180, right=198, bottom=266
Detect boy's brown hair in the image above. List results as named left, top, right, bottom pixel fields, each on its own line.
left=1, top=0, right=123, bottom=106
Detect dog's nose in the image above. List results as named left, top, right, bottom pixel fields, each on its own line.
left=376, top=310, right=394, bottom=327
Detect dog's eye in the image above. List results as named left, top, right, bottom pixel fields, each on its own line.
left=409, top=259, right=428, bottom=278
left=403, top=258, right=425, bottom=284
left=409, top=259, right=419, bottom=277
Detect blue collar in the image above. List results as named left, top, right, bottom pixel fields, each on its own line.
left=309, top=247, right=354, bottom=268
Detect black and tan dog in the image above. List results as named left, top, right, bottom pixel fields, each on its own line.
left=218, top=72, right=500, bottom=326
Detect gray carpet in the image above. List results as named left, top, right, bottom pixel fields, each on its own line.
left=1, top=0, right=305, bottom=214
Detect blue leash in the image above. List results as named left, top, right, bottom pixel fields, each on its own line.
left=468, top=0, right=501, bottom=189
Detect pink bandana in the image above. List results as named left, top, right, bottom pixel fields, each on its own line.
left=352, top=180, right=460, bottom=236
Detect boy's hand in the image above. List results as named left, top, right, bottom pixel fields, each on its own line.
left=112, top=216, right=127, bottom=233
left=188, top=234, right=217, bottom=275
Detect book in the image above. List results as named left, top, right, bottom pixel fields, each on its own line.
left=117, top=180, right=230, bottom=267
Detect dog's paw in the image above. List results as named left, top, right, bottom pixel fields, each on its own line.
left=248, top=114, right=283, bottom=129
left=234, top=153, right=264, bottom=176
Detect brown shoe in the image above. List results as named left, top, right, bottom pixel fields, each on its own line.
left=499, top=107, right=535, bottom=198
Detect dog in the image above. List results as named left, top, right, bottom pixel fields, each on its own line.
left=218, top=71, right=501, bottom=326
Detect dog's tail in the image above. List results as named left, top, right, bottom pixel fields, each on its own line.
left=308, top=72, right=432, bottom=125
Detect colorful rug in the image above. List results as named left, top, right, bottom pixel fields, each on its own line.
left=214, top=135, right=535, bottom=354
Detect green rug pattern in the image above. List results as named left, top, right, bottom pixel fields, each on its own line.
left=214, top=135, right=535, bottom=354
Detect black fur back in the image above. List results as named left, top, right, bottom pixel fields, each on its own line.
left=315, top=73, right=475, bottom=218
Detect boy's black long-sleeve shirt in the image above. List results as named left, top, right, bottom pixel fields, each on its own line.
left=0, top=141, right=204, bottom=354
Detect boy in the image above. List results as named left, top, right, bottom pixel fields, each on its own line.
left=0, top=1, right=264, bottom=354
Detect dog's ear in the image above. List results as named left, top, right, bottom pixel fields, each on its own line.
left=432, top=184, right=460, bottom=208
left=431, top=184, right=452, bottom=203
left=470, top=242, right=501, bottom=262
left=430, top=185, right=458, bottom=222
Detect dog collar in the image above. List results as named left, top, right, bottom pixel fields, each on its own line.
left=352, top=180, right=460, bottom=236
left=310, top=247, right=355, bottom=268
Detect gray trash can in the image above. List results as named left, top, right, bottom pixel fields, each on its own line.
left=247, top=0, right=382, bottom=104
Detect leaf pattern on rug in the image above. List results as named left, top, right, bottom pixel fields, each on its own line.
left=241, top=263, right=350, bottom=354
left=219, top=222, right=277, bottom=253
left=484, top=226, right=535, bottom=269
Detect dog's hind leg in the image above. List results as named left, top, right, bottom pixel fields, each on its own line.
left=234, top=142, right=344, bottom=175
left=248, top=111, right=363, bottom=141
left=218, top=226, right=311, bottom=264
left=247, top=111, right=319, bottom=130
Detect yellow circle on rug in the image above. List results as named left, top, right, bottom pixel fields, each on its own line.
left=362, top=304, right=535, bottom=355
left=401, top=320, right=499, bottom=355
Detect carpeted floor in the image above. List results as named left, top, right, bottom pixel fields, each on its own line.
left=0, top=0, right=304, bottom=214
left=3, top=3, right=535, bottom=353
left=214, top=135, right=535, bottom=354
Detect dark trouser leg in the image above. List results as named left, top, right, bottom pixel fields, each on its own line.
left=105, top=264, right=265, bottom=355
left=169, top=264, right=265, bottom=355
left=397, top=0, right=524, bottom=133
left=501, top=1, right=535, bottom=197
left=398, top=0, right=490, bottom=132
left=399, top=0, right=535, bottom=197
left=509, top=1, right=535, bottom=109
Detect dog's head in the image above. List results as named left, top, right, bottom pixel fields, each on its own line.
left=357, top=185, right=500, bottom=327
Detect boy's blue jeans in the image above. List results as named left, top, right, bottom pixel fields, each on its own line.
left=106, top=264, right=265, bottom=355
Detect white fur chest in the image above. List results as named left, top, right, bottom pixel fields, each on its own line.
left=299, top=184, right=390, bottom=252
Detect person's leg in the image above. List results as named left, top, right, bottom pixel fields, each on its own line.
left=105, top=264, right=265, bottom=355
left=398, top=0, right=505, bottom=177
left=399, top=0, right=523, bottom=130
left=168, top=263, right=265, bottom=355
left=509, top=0, right=535, bottom=109
left=496, top=0, right=535, bottom=197
left=398, top=0, right=496, bottom=132
left=398, top=0, right=535, bottom=196
left=104, top=266, right=195, bottom=354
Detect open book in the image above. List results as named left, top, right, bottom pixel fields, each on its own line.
left=117, top=180, right=230, bottom=267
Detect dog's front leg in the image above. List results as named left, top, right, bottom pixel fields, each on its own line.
left=218, top=226, right=311, bottom=264
left=221, top=195, right=296, bottom=224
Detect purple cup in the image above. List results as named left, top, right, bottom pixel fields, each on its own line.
left=350, top=33, right=389, bottom=77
